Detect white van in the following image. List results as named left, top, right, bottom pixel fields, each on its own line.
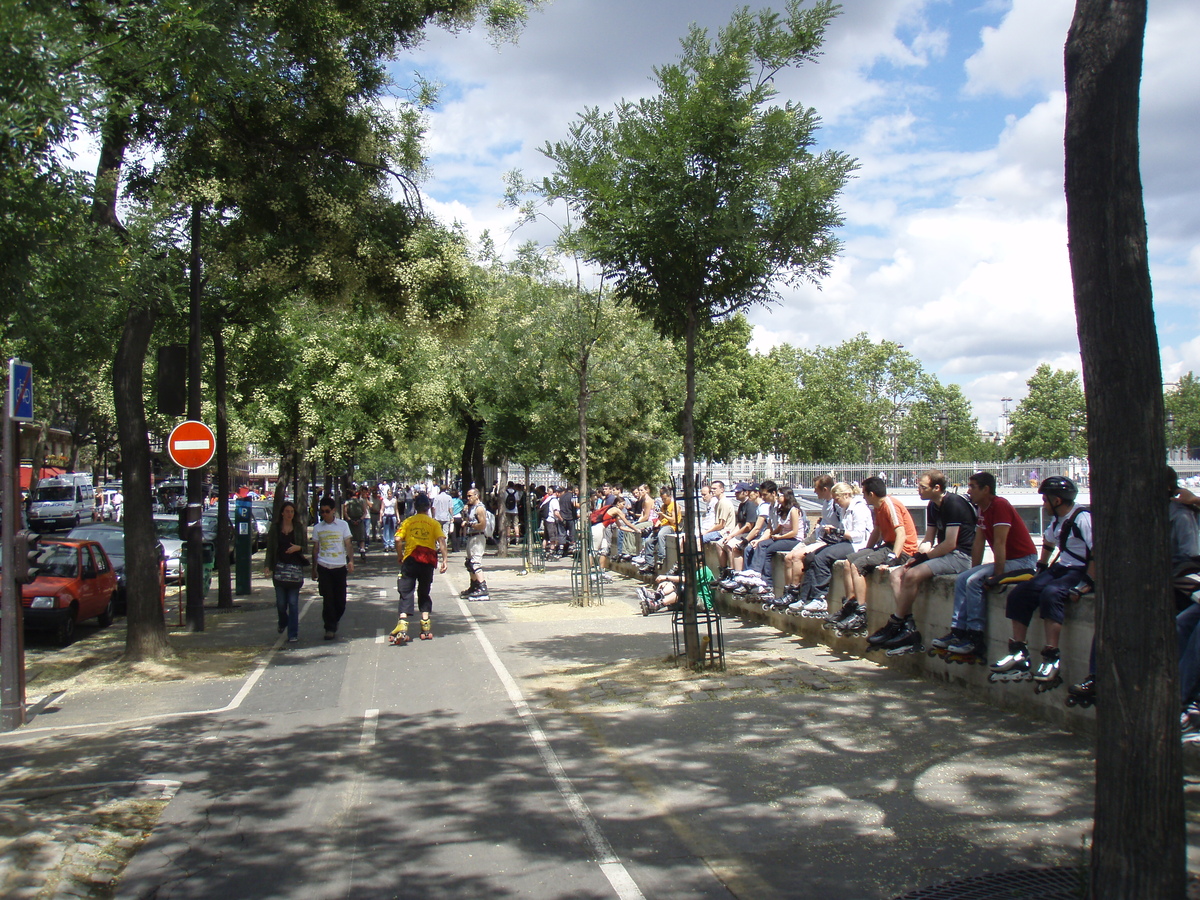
left=28, top=473, right=97, bottom=532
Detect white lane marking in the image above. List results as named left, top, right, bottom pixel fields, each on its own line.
left=378, top=589, right=389, bottom=599
left=456, top=593, right=645, bottom=900
left=375, top=629, right=387, bottom=644
left=359, top=709, right=379, bottom=749
left=5, top=597, right=323, bottom=739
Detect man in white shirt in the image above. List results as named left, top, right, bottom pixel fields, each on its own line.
left=312, top=497, right=354, bottom=640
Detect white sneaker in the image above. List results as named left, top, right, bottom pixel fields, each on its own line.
left=802, top=597, right=828, bottom=614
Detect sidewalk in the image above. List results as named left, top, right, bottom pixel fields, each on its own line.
left=2, top=546, right=1198, bottom=899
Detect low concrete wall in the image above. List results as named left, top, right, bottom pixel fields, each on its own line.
left=612, top=543, right=1097, bottom=733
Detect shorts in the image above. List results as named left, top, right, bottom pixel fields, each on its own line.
left=921, top=549, right=972, bottom=577
left=465, top=534, right=486, bottom=573
left=846, top=545, right=892, bottom=573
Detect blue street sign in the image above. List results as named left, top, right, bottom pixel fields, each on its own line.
left=9, top=360, right=32, bottom=422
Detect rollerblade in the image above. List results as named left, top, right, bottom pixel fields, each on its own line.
left=878, top=617, right=922, bottom=657
left=932, top=629, right=988, bottom=665
left=459, top=584, right=476, bottom=599
left=467, top=581, right=490, bottom=601
left=867, top=614, right=906, bottom=647
left=762, top=590, right=794, bottom=613
left=388, top=619, right=411, bottom=645
left=800, top=596, right=829, bottom=619
left=836, top=605, right=868, bottom=636
left=1033, top=647, right=1063, bottom=693
left=1065, top=674, right=1096, bottom=708
left=988, top=640, right=1032, bottom=683
left=419, top=617, right=433, bottom=640
left=822, top=598, right=855, bottom=631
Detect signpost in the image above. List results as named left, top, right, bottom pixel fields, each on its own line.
left=2, top=359, right=31, bottom=730
left=168, top=421, right=214, bottom=632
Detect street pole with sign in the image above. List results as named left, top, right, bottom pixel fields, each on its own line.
left=1, top=359, right=32, bottom=731
left=168, top=419, right=215, bottom=631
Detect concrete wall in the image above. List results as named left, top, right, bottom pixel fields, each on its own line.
left=613, top=542, right=1098, bottom=733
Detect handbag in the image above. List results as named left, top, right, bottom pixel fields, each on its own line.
left=274, top=562, right=304, bottom=585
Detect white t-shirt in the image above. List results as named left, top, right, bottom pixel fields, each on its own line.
left=313, top=518, right=352, bottom=568
left=432, top=491, right=453, bottom=522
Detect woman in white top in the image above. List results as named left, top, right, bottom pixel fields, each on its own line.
left=380, top=488, right=398, bottom=551
left=787, top=482, right=872, bottom=615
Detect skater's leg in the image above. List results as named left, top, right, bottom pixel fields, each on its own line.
left=951, top=563, right=991, bottom=633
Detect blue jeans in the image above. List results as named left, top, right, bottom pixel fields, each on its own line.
left=274, top=581, right=301, bottom=640
left=951, top=554, right=1038, bottom=632
left=382, top=513, right=397, bottom=549
left=1177, top=604, right=1200, bottom=705
left=752, top=538, right=798, bottom=582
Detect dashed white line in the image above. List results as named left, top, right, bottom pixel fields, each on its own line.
left=456, top=593, right=646, bottom=900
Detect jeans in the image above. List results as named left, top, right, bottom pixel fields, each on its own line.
left=274, top=581, right=300, bottom=640
left=752, top=538, right=798, bottom=582
left=656, top=526, right=676, bottom=568
left=316, top=564, right=348, bottom=633
left=1178, top=604, right=1200, bottom=705
left=798, top=541, right=855, bottom=604
left=381, top=513, right=397, bottom=550
left=951, top=554, right=1038, bottom=632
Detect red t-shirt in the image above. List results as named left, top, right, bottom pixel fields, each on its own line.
left=875, top=495, right=919, bottom=555
left=978, top=496, right=1037, bottom=560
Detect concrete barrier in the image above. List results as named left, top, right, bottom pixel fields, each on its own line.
left=612, top=542, right=1097, bottom=732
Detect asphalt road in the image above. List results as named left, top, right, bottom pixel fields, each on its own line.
left=2, top=562, right=730, bottom=900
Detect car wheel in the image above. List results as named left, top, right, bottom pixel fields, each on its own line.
left=56, top=608, right=78, bottom=647
left=97, top=594, right=115, bottom=629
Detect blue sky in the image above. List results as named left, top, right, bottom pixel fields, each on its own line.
left=392, top=0, right=1200, bottom=432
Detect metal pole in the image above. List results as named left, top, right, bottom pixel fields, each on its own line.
left=1, top=386, right=26, bottom=730
left=186, top=202, right=205, bottom=631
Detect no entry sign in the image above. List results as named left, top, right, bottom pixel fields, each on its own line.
left=168, top=420, right=216, bottom=470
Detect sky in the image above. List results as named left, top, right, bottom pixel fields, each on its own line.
left=389, top=0, right=1200, bottom=433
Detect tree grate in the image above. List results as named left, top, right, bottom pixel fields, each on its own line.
left=892, top=866, right=1085, bottom=900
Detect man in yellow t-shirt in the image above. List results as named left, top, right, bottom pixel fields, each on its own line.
left=389, top=493, right=448, bottom=644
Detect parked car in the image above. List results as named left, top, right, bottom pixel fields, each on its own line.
left=152, top=514, right=215, bottom=591
left=66, top=522, right=172, bottom=615
left=248, top=504, right=270, bottom=551
left=22, top=539, right=119, bottom=646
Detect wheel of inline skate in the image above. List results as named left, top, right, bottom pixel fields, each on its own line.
left=1065, top=696, right=1078, bottom=708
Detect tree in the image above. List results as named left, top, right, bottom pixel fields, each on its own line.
left=538, top=1, right=855, bottom=662
left=1165, top=373, right=1200, bottom=458
left=1004, top=364, right=1087, bottom=460
left=1064, top=1, right=1182, bottom=897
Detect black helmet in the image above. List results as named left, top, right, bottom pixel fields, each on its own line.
left=1038, top=475, right=1078, bottom=503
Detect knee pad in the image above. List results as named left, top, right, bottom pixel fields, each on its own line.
left=467, top=558, right=483, bottom=576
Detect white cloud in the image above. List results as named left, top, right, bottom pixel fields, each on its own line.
left=398, top=0, right=1200, bottom=425
left=963, top=0, right=1074, bottom=98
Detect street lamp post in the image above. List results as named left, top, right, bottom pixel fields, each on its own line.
left=936, top=411, right=948, bottom=461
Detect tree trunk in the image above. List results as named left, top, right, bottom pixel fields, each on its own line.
left=460, top=415, right=484, bottom=491
left=115, top=304, right=172, bottom=660
left=577, top=350, right=593, bottom=606
left=495, top=458, right=510, bottom=558
left=1064, top=2, right=1184, bottom=897
left=680, top=301, right=700, bottom=665
left=213, top=325, right=232, bottom=609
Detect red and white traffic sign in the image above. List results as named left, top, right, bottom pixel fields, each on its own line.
left=168, top=420, right=216, bottom=470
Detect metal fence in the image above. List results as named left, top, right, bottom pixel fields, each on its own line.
left=668, top=456, right=1200, bottom=491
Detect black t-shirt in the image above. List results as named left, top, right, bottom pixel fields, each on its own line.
left=929, top=492, right=976, bottom=555
left=560, top=492, right=577, bottom=522
left=736, top=497, right=757, bottom=528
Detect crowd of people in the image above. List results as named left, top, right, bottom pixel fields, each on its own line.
left=258, top=466, right=1200, bottom=733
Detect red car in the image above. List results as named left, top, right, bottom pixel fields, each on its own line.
left=21, top=539, right=120, bottom=646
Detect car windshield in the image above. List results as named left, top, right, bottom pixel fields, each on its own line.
left=153, top=519, right=180, bottom=540
left=68, top=529, right=123, bottom=556
left=34, top=486, right=74, bottom=502
left=39, top=545, right=79, bottom=578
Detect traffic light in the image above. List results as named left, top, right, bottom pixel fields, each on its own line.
left=13, top=530, right=41, bottom=584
